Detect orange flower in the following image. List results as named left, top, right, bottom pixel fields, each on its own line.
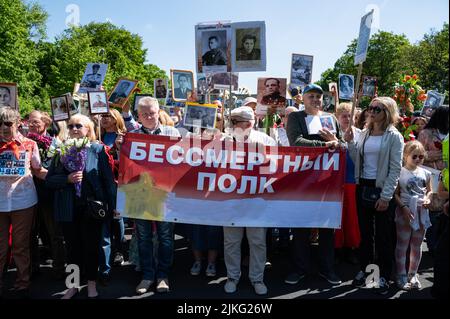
left=405, top=75, right=411, bottom=81
left=418, top=94, right=427, bottom=101
left=409, top=88, right=415, bottom=94
left=412, top=74, right=418, bottom=80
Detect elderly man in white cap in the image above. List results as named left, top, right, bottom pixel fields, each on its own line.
left=223, top=106, right=276, bottom=296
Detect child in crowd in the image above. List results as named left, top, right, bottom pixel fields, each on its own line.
left=394, top=141, right=432, bottom=290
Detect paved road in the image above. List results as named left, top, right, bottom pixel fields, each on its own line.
left=2, top=226, right=435, bottom=300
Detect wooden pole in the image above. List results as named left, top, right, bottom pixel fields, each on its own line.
left=350, top=63, right=364, bottom=127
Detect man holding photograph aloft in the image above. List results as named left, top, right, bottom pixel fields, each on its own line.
left=285, top=83, right=342, bottom=286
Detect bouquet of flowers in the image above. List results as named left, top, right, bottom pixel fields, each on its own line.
left=397, top=116, right=416, bottom=142
left=27, top=133, right=53, bottom=161
left=393, top=74, right=427, bottom=116
left=48, top=137, right=91, bottom=197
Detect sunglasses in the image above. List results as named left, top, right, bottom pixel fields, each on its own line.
left=412, top=155, right=424, bottom=160
left=68, top=123, right=84, bottom=130
left=0, top=121, right=14, bottom=127
left=368, top=105, right=384, bottom=114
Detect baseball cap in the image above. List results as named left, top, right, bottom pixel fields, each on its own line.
left=303, top=84, right=323, bottom=95
left=242, top=97, right=257, bottom=106
left=231, top=106, right=255, bottom=122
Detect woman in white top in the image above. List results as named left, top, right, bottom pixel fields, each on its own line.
left=344, top=97, right=404, bottom=295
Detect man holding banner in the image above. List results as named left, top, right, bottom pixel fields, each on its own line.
left=223, top=106, right=276, bottom=296
left=286, top=84, right=342, bottom=286
left=119, top=97, right=181, bottom=295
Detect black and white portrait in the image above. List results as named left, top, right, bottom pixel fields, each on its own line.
left=196, top=23, right=231, bottom=74
left=0, top=83, right=18, bottom=110
left=211, top=73, right=239, bottom=90
left=108, top=78, right=138, bottom=107
left=171, top=70, right=194, bottom=102
left=362, top=76, right=377, bottom=97
left=78, top=63, right=108, bottom=94
left=64, top=93, right=79, bottom=115
left=339, top=74, right=355, bottom=100
left=183, top=103, right=217, bottom=129
left=322, top=92, right=336, bottom=113
left=290, top=54, right=313, bottom=90
left=231, top=21, right=266, bottom=72
left=50, top=95, right=70, bottom=122
left=154, top=78, right=168, bottom=99
left=421, top=91, right=445, bottom=117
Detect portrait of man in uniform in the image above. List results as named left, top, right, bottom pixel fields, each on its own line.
left=78, top=63, right=108, bottom=93
left=258, top=78, right=287, bottom=106
left=202, top=35, right=227, bottom=66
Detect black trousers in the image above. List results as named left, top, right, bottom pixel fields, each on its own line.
left=291, top=228, right=335, bottom=275
left=61, top=207, right=103, bottom=281
left=432, top=214, right=449, bottom=299
left=356, top=184, right=396, bottom=280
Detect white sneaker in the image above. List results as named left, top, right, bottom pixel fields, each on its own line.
left=136, top=280, right=153, bottom=295
left=190, top=261, right=202, bottom=276
left=409, top=274, right=422, bottom=289
left=224, top=279, right=238, bottom=293
left=252, top=281, right=268, bottom=295
left=396, top=274, right=411, bottom=291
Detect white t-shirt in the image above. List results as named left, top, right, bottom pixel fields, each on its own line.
left=247, top=130, right=277, bottom=146
left=362, top=135, right=383, bottom=179
left=398, top=166, right=431, bottom=206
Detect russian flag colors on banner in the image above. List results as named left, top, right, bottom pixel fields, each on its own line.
left=116, top=133, right=346, bottom=228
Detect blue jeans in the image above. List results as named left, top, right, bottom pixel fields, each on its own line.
left=99, top=218, right=125, bottom=275
left=135, top=220, right=174, bottom=281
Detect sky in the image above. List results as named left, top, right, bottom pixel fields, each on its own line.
left=31, top=0, right=449, bottom=94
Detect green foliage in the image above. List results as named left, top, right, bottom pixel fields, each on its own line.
left=319, top=25, right=449, bottom=107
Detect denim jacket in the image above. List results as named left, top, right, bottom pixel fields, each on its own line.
left=45, top=143, right=116, bottom=222
left=348, top=125, right=404, bottom=201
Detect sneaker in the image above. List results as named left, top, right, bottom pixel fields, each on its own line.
left=396, top=274, right=411, bottom=291
left=156, top=278, right=170, bottom=293
left=409, top=274, right=422, bottom=289
left=252, top=281, right=268, bottom=295
left=190, top=261, right=202, bottom=276
left=352, top=271, right=367, bottom=288
left=265, top=261, right=272, bottom=269
left=136, top=280, right=153, bottom=295
left=284, top=272, right=305, bottom=285
left=205, top=263, right=216, bottom=277
left=113, top=253, right=125, bottom=266
left=374, top=277, right=390, bottom=295
left=319, top=271, right=342, bottom=285
left=224, top=279, right=238, bottom=293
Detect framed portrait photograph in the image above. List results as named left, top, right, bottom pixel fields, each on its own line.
left=63, top=93, right=79, bottom=116
left=154, top=78, right=168, bottom=99
left=50, top=95, right=70, bottom=122
left=171, top=70, right=194, bottom=102
left=183, top=102, right=217, bottom=129
left=0, top=82, right=18, bottom=110
left=211, top=73, right=239, bottom=90
left=231, top=21, right=266, bottom=72
left=287, top=84, right=301, bottom=98
left=88, top=91, right=109, bottom=115
left=421, top=91, right=445, bottom=117
left=195, top=22, right=231, bottom=74
left=108, top=78, right=139, bottom=108
left=133, top=94, right=153, bottom=112
left=290, top=54, right=314, bottom=90
left=329, top=82, right=339, bottom=102
left=362, top=76, right=377, bottom=97
left=320, top=115, right=337, bottom=134
left=322, top=92, right=336, bottom=113
left=78, top=98, right=91, bottom=116
left=197, top=73, right=212, bottom=96
left=257, top=77, right=287, bottom=107
left=78, top=63, right=108, bottom=94
left=339, top=74, right=355, bottom=100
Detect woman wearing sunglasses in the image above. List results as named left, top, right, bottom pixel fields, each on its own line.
left=0, top=107, right=47, bottom=298
left=344, top=97, right=404, bottom=295
left=45, top=114, right=117, bottom=299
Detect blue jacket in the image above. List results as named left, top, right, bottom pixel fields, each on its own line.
left=45, top=143, right=116, bottom=222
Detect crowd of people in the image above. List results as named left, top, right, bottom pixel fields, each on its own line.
left=0, top=83, right=448, bottom=299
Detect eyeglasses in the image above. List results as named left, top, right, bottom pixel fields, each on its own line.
left=412, top=155, right=425, bottom=160
left=368, top=105, right=384, bottom=114
left=0, top=121, right=14, bottom=127
left=68, top=123, right=84, bottom=130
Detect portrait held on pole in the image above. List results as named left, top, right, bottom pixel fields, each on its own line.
left=50, top=95, right=70, bottom=122
left=290, top=54, right=314, bottom=91
left=88, top=91, right=109, bottom=115
left=339, top=74, right=355, bottom=100
left=231, top=21, right=266, bottom=72
left=171, top=70, right=194, bottom=102
left=0, top=83, right=18, bottom=110
left=78, top=63, right=108, bottom=94
left=108, top=78, right=139, bottom=108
